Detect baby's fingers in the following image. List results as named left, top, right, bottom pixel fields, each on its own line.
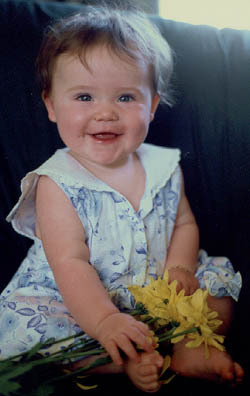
left=104, top=334, right=142, bottom=365
left=106, top=332, right=143, bottom=364
left=118, top=333, right=141, bottom=362
left=104, top=339, right=124, bottom=366
left=175, top=280, right=184, bottom=294
left=134, top=322, right=156, bottom=349
left=127, top=326, right=155, bottom=356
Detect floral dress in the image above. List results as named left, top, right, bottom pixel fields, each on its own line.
left=0, top=143, right=242, bottom=358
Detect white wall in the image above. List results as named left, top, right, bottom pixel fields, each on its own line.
left=159, top=0, right=250, bottom=30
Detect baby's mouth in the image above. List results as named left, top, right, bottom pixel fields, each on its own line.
left=91, top=132, right=120, bottom=141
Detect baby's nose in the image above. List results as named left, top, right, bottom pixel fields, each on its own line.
left=94, top=105, right=118, bottom=122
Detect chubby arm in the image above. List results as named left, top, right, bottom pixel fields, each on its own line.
left=36, top=176, right=153, bottom=365
left=165, top=172, right=200, bottom=294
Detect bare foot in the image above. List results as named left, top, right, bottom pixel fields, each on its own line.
left=124, top=351, right=164, bottom=393
left=170, top=338, right=244, bottom=383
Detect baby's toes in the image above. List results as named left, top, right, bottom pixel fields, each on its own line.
left=138, top=363, right=157, bottom=378
left=234, top=362, right=244, bottom=383
left=137, top=363, right=162, bottom=392
left=220, top=361, right=244, bottom=383
left=136, top=374, right=161, bottom=394
left=139, top=368, right=158, bottom=386
left=142, top=381, right=161, bottom=393
left=140, top=351, right=164, bottom=368
left=220, top=367, right=234, bottom=382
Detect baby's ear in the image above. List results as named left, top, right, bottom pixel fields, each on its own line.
left=42, top=91, right=57, bottom=123
left=150, top=94, right=160, bottom=122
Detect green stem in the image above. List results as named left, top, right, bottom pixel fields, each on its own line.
left=0, top=332, right=87, bottom=363
left=159, top=326, right=200, bottom=342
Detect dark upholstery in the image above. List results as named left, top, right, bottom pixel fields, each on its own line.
left=0, top=0, right=250, bottom=393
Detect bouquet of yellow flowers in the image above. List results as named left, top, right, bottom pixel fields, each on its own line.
left=129, top=270, right=225, bottom=359
left=0, top=271, right=225, bottom=395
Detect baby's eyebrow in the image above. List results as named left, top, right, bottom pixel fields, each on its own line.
left=66, top=85, right=144, bottom=95
left=66, top=85, right=93, bottom=92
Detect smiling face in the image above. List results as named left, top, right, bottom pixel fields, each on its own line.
left=43, top=45, right=160, bottom=170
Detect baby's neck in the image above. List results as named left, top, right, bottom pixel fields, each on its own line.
left=70, top=151, right=146, bottom=212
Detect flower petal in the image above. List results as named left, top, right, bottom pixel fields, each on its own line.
left=160, top=355, right=171, bottom=376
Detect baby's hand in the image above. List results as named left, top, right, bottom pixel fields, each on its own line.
left=168, top=267, right=200, bottom=295
left=95, top=312, right=154, bottom=366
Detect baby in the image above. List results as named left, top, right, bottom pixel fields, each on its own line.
left=1, top=5, right=244, bottom=393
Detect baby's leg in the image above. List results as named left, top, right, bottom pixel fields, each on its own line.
left=124, top=351, right=164, bottom=393
left=72, top=352, right=124, bottom=375
left=170, top=296, right=244, bottom=383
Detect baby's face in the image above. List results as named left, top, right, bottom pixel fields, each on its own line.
left=43, top=45, right=160, bottom=169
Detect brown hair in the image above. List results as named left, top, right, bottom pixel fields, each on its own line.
left=36, top=6, right=173, bottom=105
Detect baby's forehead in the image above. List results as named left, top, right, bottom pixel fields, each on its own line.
left=81, top=41, right=146, bottom=65
left=51, top=48, right=155, bottom=94
left=54, top=44, right=151, bottom=76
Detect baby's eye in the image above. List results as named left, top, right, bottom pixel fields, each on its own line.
left=119, top=94, right=134, bottom=102
left=77, top=94, right=92, bottom=102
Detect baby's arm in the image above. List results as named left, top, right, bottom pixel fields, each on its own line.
left=165, top=171, right=200, bottom=294
left=36, top=176, right=153, bottom=365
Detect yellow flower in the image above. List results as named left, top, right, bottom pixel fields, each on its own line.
left=173, top=288, right=225, bottom=357
left=160, top=355, right=176, bottom=385
left=128, top=270, right=225, bottom=358
left=129, top=271, right=189, bottom=327
left=76, top=382, right=98, bottom=390
left=160, top=354, right=171, bottom=375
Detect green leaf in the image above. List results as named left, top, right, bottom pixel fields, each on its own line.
left=0, top=378, right=21, bottom=395
left=29, top=383, right=55, bottom=396
left=0, top=361, right=16, bottom=372
left=0, top=362, right=35, bottom=395
left=0, top=362, right=33, bottom=379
